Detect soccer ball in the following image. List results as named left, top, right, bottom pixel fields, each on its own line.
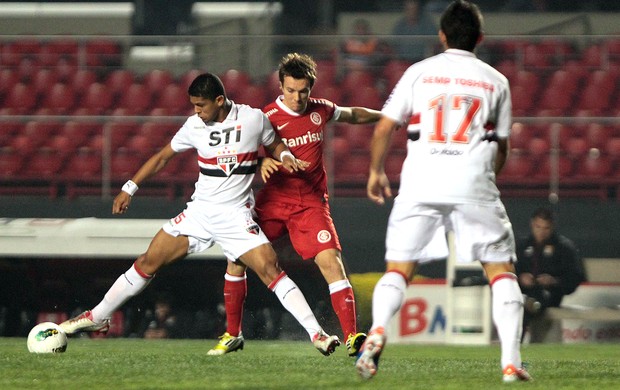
left=27, top=322, right=68, bottom=354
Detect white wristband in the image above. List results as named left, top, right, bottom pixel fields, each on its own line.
left=121, top=180, right=139, bottom=196
left=279, top=150, right=294, bottom=162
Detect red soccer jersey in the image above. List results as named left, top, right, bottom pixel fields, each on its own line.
left=261, top=97, right=337, bottom=205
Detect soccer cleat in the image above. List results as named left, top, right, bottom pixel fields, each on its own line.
left=355, top=327, right=386, bottom=380
left=59, top=311, right=110, bottom=334
left=207, top=332, right=245, bottom=356
left=346, top=332, right=367, bottom=357
left=312, top=330, right=341, bottom=356
left=502, top=364, right=532, bottom=383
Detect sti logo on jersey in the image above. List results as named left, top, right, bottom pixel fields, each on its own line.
left=217, top=155, right=239, bottom=175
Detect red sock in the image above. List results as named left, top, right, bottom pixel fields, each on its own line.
left=224, top=273, right=247, bottom=337
left=330, top=286, right=356, bottom=339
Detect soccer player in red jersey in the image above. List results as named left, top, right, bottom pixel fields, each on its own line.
left=209, top=53, right=382, bottom=356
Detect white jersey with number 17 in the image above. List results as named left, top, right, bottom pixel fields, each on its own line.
left=383, top=48, right=512, bottom=206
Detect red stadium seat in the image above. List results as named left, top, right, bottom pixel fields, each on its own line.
left=234, top=83, right=268, bottom=108
left=126, top=134, right=155, bottom=154
left=219, top=69, right=251, bottom=99
left=78, top=82, right=115, bottom=115
left=153, top=84, right=191, bottom=115
left=39, top=38, right=79, bottom=67
left=85, top=38, right=122, bottom=67
left=341, top=70, right=376, bottom=95
left=509, top=123, right=534, bottom=151
left=71, top=69, right=98, bottom=93
left=311, top=84, right=343, bottom=105
left=105, top=69, right=136, bottom=98
left=1, top=39, right=41, bottom=67
left=62, top=146, right=102, bottom=180
left=58, top=121, right=99, bottom=149
left=0, top=69, right=18, bottom=100
left=584, top=123, right=613, bottom=150
left=532, top=155, right=574, bottom=180
left=43, top=83, right=77, bottom=114
left=179, top=69, right=204, bottom=89
left=1, top=83, right=37, bottom=115
left=116, top=83, right=152, bottom=115
left=111, top=147, right=143, bottom=178
left=143, top=69, right=174, bottom=95
left=510, top=85, right=533, bottom=116
left=102, top=122, right=139, bottom=149
left=500, top=151, right=533, bottom=180
left=528, top=137, right=551, bottom=158
left=0, top=121, right=21, bottom=146
left=573, top=152, right=612, bottom=180
left=21, top=146, right=66, bottom=178
left=0, top=147, right=23, bottom=178
left=136, top=123, right=174, bottom=150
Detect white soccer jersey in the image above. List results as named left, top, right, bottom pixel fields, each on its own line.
left=383, top=48, right=512, bottom=205
left=170, top=102, right=275, bottom=205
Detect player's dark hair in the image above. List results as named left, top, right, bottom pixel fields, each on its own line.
left=440, top=0, right=483, bottom=52
left=278, top=53, right=317, bottom=88
left=188, top=73, right=227, bottom=100
left=531, top=207, right=554, bottom=223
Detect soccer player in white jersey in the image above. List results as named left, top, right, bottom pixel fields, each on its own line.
left=355, top=1, right=531, bottom=383
left=59, top=73, right=340, bottom=355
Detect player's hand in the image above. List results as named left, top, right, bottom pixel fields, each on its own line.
left=536, top=273, right=558, bottom=287
left=280, top=154, right=310, bottom=173
left=367, top=170, right=392, bottom=205
left=112, top=191, right=132, bottom=214
left=260, top=157, right=281, bottom=182
left=518, top=272, right=536, bottom=287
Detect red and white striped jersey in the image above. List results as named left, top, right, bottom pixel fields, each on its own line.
left=383, top=48, right=512, bottom=205
left=171, top=102, right=275, bottom=205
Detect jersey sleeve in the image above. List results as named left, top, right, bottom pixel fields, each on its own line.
left=495, top=80, right=513, bottom=139
left=260, top=112, right=276, bottom=146
left=170, top=117, right=195, bottom=152
left=382, top=67, right=415, bottom=125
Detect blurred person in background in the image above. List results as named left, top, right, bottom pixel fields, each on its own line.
left=516, top=207, right=586, bottom=342
left=391, top=0, right=437, bottom=63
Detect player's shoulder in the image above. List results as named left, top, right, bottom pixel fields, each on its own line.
left=308, top=98, right=336, bottom=112
left=263, top=100, right=279, bottom=117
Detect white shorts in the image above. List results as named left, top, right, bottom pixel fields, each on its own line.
left=162, top=200, right=270, bottom=260
left=385, top=201, right=516, bottom=264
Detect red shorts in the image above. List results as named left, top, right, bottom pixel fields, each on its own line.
left=254, top=200, right=341, bottom=260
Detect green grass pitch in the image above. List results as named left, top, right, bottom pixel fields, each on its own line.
left=1, top=337, right=619, bottom=389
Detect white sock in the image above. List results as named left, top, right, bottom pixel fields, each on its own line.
left=491, top=273, right=524, bottom=368
left=370, top=271, right=408, bottom=332
left=91, top=263, right=152, bottom=322
left=269, top=272, right=322, bottom=340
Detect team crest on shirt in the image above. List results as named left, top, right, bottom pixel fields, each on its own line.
left=317, top=229, right=331, bottom=243
left=246, top=223, right=261, bottom=235
left=217, top=155, right=239, bottom=175
left=310, top=112, right=322, bottom=125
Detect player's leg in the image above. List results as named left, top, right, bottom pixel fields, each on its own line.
left=61, top=229, right=189, bottom=334
left=208, top=260, right=248, bottom=356
left=357, top=202, right=445, bottom=379
left=314, top=248, right=365, bottom=356
left=356, top=261, right=416, bottom=379
left=483, top=262, right=531, bottom=382
left=453, top=203, right=530, bottom=382
left=240, top=243, right=340, bottom=355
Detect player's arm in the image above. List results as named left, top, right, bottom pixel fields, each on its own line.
left=336, top=106, right=382, bottom=124
left=367, top=116, right=398, bottom=205
left=263, top=136, right=309, bottom=177
left=495, top=137, right=509, bottom=175
left=113, top=144, right=178, bottom=214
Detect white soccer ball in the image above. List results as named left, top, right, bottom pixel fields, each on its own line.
left=27, top=322, right=68, bottom=354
